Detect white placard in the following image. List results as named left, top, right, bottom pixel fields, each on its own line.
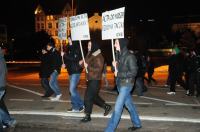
left=70, top=13, right=90, bottom=41
left=58, top=17, right=67, bottom=40
left=102, top=7, right=125, bottom=40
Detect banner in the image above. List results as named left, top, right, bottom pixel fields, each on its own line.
left=58, top=17, right=67, bottom=40
left=102, top=7, right=125, bottom=40
left=70, top=13, right=90, bottom=40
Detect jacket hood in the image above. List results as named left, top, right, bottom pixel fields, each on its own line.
left=119, top=38, right=129, bottom=50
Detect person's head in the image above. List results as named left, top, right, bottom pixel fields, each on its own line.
left=67, top=36, right=72, bottom=45
left=41, top=47, right=47, bottom=54
left=114, top=38, right=129, bottom=51
left=88, top=40, right=100, bottom=53
left=46, top=41, right=55, bottom=51
left=172, top=47, right=180, bottom=55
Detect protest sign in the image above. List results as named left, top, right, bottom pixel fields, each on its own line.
left=58, top=17, right=67, bottom=40
left=70, top=13, right=90, bottom=40
left=102, top=7, right=125, bottom=40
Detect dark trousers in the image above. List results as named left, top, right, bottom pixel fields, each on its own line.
left=170, top=73, right=186, bottom=92
left=84, top=80, right=105, bottom=114
left=41, top=78, right=54, bottom=96
left=189, top=72, right=200, bottom=95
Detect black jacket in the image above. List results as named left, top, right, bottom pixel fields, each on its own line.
left=48, top=48, right=62, bottom=74
left=63, top=43, right=83, bottom=75
left=39, top=52, right=51, bottom=78
left=114, top=48, right=138, bottom=86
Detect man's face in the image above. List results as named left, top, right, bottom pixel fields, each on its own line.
left=114, top=39, right=120, bottom=51
left=46, top=45, right=52, bottom=51
left=88, top=41, right=92, bottom=52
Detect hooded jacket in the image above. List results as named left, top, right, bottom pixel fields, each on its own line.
left=63, top=42, right=83, bottom=75
left=0, top=48, right=7, bottom=89
left=115, top=38, right=138, bottom=86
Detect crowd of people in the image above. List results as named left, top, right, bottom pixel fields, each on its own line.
left=1, top=32, right=200, bottom=131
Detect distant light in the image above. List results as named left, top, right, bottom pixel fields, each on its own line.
left=139, top=19, right=143, bottom=22
left=147, top=19, right=155, bottom=22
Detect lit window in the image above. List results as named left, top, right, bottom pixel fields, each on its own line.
left=47, top=16, right=50, bottom=20
left=50, top=15, right=54, bottom=20
left=48, top=23, right=52, bottom=28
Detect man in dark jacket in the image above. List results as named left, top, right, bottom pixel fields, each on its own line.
left=46, top=41, right=62, bottom=101
left=105, top=38, right=142, bottom=132
left=39, top=47, right=54, bottom=97
left=61, top=36, right=84, bottom=112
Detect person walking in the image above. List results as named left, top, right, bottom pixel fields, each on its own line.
left=80, top=40, right=111, bottom=122
left=39, top=47, right=54, bottom=97
left=105, top=38, right=142, bottom=132
left=46, top=41, right=62, bottom=101
left=61, top=36, right=84, bottom=112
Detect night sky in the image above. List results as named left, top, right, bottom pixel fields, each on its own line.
left=0, top=0, right=200, bottom=37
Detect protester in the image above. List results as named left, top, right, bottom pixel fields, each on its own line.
left=80, top=40, right=111, bottom=122
left=167, top=47, right=186, bottom=95
left=61, top=36, right=84, bottom=112
left=39, top=47, right=54, bottom=97
left=105, top=38, right=142, bottom=132
left=46, top=41, right=62, bottom=101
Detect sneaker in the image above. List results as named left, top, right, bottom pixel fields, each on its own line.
left=79, top=106, right=85, bottom=112
left=50, top=94, right=62, bottom=101
left=8, top=119, right=17, bottom=128
left=186, top=90, right=189, bottom=95
left=167, top=92, right=176, bottom=95
left=128, top=126, right=142, bottom=131
left=67, top=108, right=79, bottom=112
left=67, top=106, right=85, bottom=113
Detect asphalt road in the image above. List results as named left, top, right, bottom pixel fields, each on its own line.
left=3, top=64, right=200, bottom=132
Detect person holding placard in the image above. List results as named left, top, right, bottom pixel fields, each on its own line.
left=105, top=38, right=142, bottom=132
left=79, top=40, right=112, bottom=122
left=61, top=36, right=85, bottom=112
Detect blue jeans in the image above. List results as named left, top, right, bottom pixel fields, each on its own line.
left=105, top=84, right=141, bottom=132
left=49, top=71, right=61, bottom=95
left=69, top=74, right=84, bottom=110
left=0, top=108, right=13, bottom=126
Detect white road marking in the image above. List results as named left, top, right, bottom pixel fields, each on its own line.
left=9, top=99, right=34, bottom=102
left=42, top=99, right=152, bottom=105
left=140, top=96, right=186, bottom=105
left=10, top=110, right=200, bottom=123
left=7, top=83, right=43, bottom=96
left=8, top=83, right=189, bottom=105
left=165, top=103, right=200, bottom=107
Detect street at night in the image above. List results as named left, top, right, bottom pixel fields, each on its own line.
left=3, top=64, right=200, bottom=132
left=1, top=0, right=200, bottom=132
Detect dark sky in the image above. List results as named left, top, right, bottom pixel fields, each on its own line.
left=0, top=0, right=200, bottom=37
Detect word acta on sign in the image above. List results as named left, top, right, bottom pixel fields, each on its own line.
left=102, top=22, right=124, bottom=31
left=71, top=21, right=87, bottom=28
left=102, top=12, right=124, bottom=22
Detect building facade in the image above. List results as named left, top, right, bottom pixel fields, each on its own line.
left=34, top=1, right=76, bottom=47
